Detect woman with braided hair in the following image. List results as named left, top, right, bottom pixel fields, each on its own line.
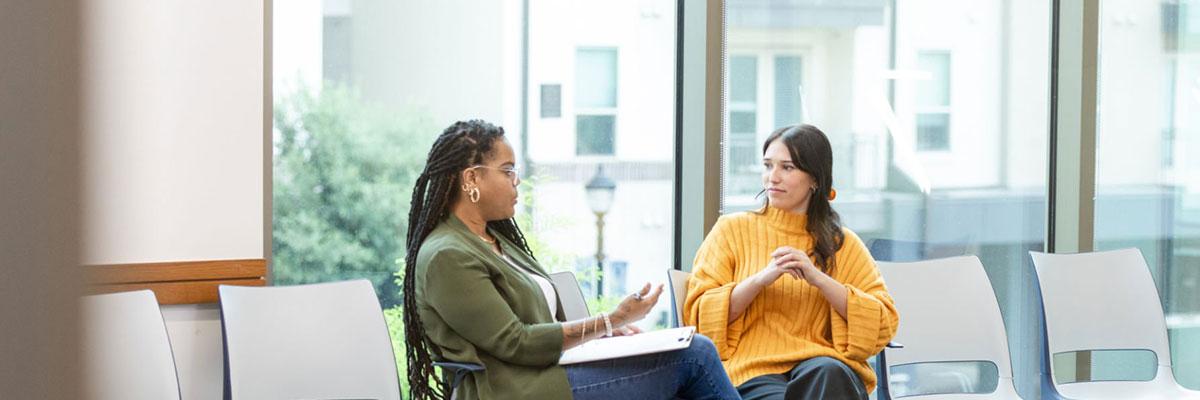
left=402, top=119, right=739, bottom=400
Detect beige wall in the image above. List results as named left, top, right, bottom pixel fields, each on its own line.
left=81, top=0, right=266, bottom=265
left=79, top=1, right=267, bottom=399
left=0, top=0, right=82, bottom=398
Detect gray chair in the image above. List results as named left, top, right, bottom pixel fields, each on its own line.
left=1030, top=249, right=1200, bottom=399
left=667, top=269, right=690, bottom=328
left=219, top=279, right=401, bottom=400
left=81, top=290, right=182, bottom=400
left=877, top=256, right=1022, bottom=399
left=550, top=271, right=591, bottom=320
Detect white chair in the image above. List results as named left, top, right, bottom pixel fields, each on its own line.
left=81, top=290, right=182, bottom=400
left=218, top=279, right=401, bottom=400
left=877, top=256, right=1022, bottom=399
left=549, top=271, right=591, bottom=320
left=1030, top=248, right=1200, bottom=399
left=667, top=269, right=690, bottom=327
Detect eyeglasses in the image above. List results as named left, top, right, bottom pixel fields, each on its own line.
left=468, top=165, right=521, bottom=185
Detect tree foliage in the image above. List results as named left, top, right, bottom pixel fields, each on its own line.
left=273, top=84, right=434, bottom=307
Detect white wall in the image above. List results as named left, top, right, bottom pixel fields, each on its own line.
left=81, top=0, right=265, bottom=265
left=1096, top=0, right=1171, bottom=186
left=352, top=0, right=518, bottom=130
left=80, top=1, right=266, bottom=399
left=526, top=0, right=677, bottom=162
left=162, top=304, right=226, bottom=400
left=896, top=0, right=1004, bottom=189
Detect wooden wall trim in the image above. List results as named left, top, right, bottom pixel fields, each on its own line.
left=86, top=259, right=267, bottom=305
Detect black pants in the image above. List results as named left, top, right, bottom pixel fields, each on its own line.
left=736, top=357, right=868, bottom=400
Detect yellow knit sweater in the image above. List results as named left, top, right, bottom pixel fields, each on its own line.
left=684, top=205, right=899, bottom=391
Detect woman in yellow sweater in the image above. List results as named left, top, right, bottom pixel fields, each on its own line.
left=685, top=124, right=899, bottom=399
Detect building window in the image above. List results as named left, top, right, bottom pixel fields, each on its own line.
left=726, top=55, right=759, bottom=195
left=1162, top=61, right=1177, bottom=168
left=774, top=55, right=804, bottom=128
left=916, top=51, right=951, bottom=151
left=322, top=15, right=353, bottom=85
left=541, top=84, right=562, bottom=118
left=576, top=48, right=618, bottom=155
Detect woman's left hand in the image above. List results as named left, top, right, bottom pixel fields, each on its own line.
left=771, top=246, right=849, bottom=318
left=770, top=246, right=826, bottom=285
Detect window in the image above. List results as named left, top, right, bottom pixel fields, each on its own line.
left=274, top=1, right=678, bottom=392
left=916, top=51, right=951, bottom=151
left=722, top=1, right=1051, bottom=398
left=1094, top=0, right=1200, bottom=389
left=726, top=55, right=759, bottom=197
left=541, top=84, right=562, bottom=118
left=724, top=53, right=806, bottom=200
left=575, top=48, right=618, bottom=156
left=774, top=55, right=804, bottom=128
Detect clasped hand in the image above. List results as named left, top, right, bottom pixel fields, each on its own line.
left=761, top=246, right=824, bottom=285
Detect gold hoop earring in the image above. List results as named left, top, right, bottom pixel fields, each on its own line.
left=469, top=187, right=481, bottom=203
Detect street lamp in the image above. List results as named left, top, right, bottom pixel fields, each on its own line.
left=585, top=164, right=616, bottom=300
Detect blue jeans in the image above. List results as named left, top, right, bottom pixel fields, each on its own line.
left=565, top=334, right=740, bottom=400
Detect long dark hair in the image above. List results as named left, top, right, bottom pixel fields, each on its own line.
left=402, top=120, right=536, bottom=400
left=760, top=124, right=845, bottom=273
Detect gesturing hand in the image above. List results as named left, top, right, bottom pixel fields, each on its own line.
left=610, top=283, right=664, bottom=327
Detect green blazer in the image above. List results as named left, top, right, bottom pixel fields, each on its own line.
left=414, top=214, right=570, bottom=399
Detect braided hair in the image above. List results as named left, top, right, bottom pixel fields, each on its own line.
left=403, top=120, right=536, bottom=400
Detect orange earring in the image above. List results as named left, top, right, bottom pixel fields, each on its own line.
left=828, top=188, right=837, bottom=201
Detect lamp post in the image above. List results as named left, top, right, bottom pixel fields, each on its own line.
left=585, top=164, right=616, bottom=300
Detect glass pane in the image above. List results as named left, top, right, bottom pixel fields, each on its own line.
left=322, top=15, right=353, bottom=84
left=916, top=113, right=950, bottom=151
left=889, top=361, right=1000, bottom=398
left=917, top=51, right=951, bottom=107
left=576, top=115, right=616, bottom=155
left=541, top=84, right=562, bottom=118
left=723, top=1, right=1051, bottom=398
left=728, top=110, right=759, bottom=197
left=1095, top=0, right=1200, bottom=389
left=730, top=111, right=757, bottom=134
left=774, top=55, right=804, bottom=128
left=730, top=56, right=758, bottom=104
left=576, top=48, right=618, bottom=108
left=1052, top=350, right=1158, bottom=384
left=527, top=0, right=677, bottom=331
left=275, top=0, right=678, bottom=393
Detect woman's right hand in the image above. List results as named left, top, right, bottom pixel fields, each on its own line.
left=611, top=282, right=664, bottom=327
left=755, top=246, right=805, bottom=285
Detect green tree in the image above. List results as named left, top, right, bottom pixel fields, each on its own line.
left=273, top=83, right=434, bottom=307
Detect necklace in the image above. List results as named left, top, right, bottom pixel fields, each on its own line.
left=476, top=233, right=496, bottom=244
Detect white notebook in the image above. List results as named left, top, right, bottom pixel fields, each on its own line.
left=559, top=326, right=696, bottom=365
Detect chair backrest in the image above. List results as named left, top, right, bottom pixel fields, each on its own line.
left=667, top=269, right=690, bottom=327
left=81, top=290, right=182, bottom=400
left=218, top=280, right=400, bottom=400
left=549, top=271, right=590, bottom=320
left=877, top=256, right=1015, bottom=377
left=868, top=238, right=928, bottom=262
left=1029, top=248, right=1172, bottom=366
